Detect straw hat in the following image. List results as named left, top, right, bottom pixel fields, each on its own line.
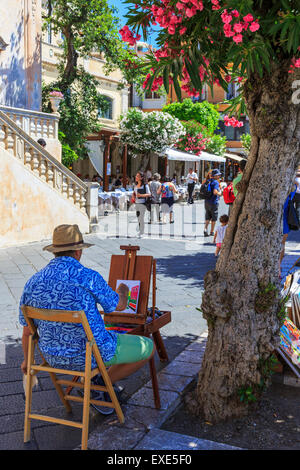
left=43, top=224, right=93, bottom=253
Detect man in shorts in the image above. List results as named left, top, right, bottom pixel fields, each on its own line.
left=19, top=224, right=155, bottom=414
left=204, top=169, right=223, bottom=237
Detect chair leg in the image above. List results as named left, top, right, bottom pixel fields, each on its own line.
left=24, top=335, right=35, bottom=443
left=81, top=342, right=92, bottom=450
left=101, top=368, right=125, bottom=424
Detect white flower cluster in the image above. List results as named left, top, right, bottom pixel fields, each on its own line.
left=120, top=109, right=185, bottom=156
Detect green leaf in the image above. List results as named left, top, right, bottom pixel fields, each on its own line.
left=163, top=67, right=170, bottom=95
left=172, top=73, right=182, bottom=102
left=287, top=24, right=296, bottom=53
left=253, top=51, right=263, bottom=78
left=280, top=20, right=291, bottom=41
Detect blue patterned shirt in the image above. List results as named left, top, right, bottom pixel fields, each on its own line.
left=19, top=256, right=119, bottom=368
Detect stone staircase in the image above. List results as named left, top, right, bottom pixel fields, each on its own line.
left=0, top=109, right=97, bottom=246
left=0, top=109, right=88, bottom=211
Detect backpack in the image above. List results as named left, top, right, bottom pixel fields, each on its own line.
left=199, top=180, right=213, bottom=200
left=223, top=183, right=235, bottom=205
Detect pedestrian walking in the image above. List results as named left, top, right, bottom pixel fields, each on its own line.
left=222, top=178, right=235, bottom=216
left=203, top=168, right=223, bottom=237
left=185, top=168, right=198, bottom=204
left=158, top=177, right=178, bottom=224
left=213, top=214, right=229, bottom=257
left=133, top=171, right=151, bottom=238
left=148, top=173, right=161, bottom=223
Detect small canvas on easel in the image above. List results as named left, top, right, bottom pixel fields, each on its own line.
left=116, top=280, right=141, bottom=314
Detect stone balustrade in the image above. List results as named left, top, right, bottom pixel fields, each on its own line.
left=0, top=110, right=88, bottom=214
left=0, top=105, right=59, bottom=141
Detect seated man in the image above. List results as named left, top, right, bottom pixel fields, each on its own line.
left=19, top=224, right=155, bottom=414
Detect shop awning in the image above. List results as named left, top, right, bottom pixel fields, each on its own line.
left=225, top=152, right=246, bottom=162
left=165, top=147, right=226, bottom=163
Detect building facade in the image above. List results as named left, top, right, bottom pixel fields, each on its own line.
left=0, top=0, right=42, bottom=111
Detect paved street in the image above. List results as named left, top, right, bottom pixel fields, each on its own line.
left=0, top=199, right=299, bottom=450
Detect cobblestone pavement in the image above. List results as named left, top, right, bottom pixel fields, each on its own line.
left=0, top=200, right=299, bottom=450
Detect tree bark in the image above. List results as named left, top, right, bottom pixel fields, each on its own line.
left=196, top=64, right=300, bottom=422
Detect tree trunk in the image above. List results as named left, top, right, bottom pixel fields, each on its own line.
left=196, top=64, right=300, bottom=422
left=61, top=26, right=78, bottom=88
left=138, top=152, right=151, bottom=174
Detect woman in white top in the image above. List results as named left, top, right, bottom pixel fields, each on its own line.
left=132, top=171, right=151, bottom=238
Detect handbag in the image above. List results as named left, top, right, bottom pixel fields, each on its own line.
left=143, top=184, right=152, bottom=211
left=144, top=197, right=152, bottom=212
left=287, top=197, right=300, bottom=231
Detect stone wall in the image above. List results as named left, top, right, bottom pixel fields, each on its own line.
left=0, top=145, right=89, bottom=248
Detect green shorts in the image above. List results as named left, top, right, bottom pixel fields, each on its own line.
left=104, top=334, right=154, bottom=367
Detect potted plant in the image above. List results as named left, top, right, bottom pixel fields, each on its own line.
left=49, top=90, right=64, bottom=113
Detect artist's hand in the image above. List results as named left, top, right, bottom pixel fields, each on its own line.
left=21, top=360, right=27, bottom=375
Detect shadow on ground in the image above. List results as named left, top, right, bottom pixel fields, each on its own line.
left=156, top=252, right=216, bottom=289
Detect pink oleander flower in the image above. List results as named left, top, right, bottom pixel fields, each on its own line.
left=232, top=10, right=239, bottom=17
left=179, top=26, right=187, bottom=35
left=168, top=25, right=176, bottom=34
left=49, top=91, right=64, bottom=98
left=176, top=2, right=184, bottom=9
left=211, top=0, right=221, bottom=9
left=249, top=20, right=260, bottom=32
left=223, top=24, right=234, bottom=37
left=225, top=75, right=231, bottom=83
left=243, top=14, right=254, bottom=23
left=186, top=7, right=197, bottom=17
left=119, top=25, right=141, bottom=46
left=224, top=115, right=244, bottom=127
left=233, top=22, right=243, bottom=33
left=221, top=12, right=233, bottom=24
left=233, top=34, right=243, bottom=44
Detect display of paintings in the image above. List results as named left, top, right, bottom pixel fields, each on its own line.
left=116, top=280, right=141, bottom=314
left=280, top=317, right=300, bottom=367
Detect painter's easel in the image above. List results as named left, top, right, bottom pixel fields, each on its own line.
left=104, top=245, right=171, bottom=409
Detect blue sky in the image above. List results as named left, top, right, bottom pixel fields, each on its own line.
left=107, top=0, right=159, bottom=46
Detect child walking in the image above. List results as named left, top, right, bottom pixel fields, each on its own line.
left=213, top=214, right=229, bottom=257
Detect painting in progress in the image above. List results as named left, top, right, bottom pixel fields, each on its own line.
left=116, top=280, right=141, bottom=314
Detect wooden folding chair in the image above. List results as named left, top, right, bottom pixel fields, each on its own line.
left=21, top=305, right=124, bottom=450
